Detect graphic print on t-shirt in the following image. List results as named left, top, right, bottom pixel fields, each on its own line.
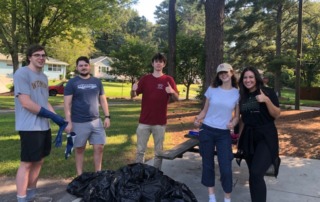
left=157, top=83, right=164, bottom=90
left=77, top=84, right=97, bottom=90
left=241, top=96, right=260, bottom=113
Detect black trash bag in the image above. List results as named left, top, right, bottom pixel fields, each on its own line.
left=111, top=163, right=163, bottom=201
left=82, top=170, right=116, bottom=202
left=67, top=163, right=197, bottom=202
left=160, top=175, right=197, bottom=202
left=66, top=172, right=101, bottom=197
left=140, top=177, right=164, bottom=201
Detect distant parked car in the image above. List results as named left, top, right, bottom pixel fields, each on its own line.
left=48, top=81, right=67, bottom=96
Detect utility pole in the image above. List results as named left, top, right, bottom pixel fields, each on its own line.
left=295, top=0, right=303, bottom=110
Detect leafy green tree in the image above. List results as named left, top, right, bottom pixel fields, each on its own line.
left=225, top=0, right=298, bottom=97
left=0, top=0, right=134, bottom=73
left=110, top=36, right=156, bottom=85
left=300, top=1, right=320, bottom=87
left=176, top=33, right=204, bottom=100
left=46, top=29, right=97, bottom=76
left=94, top=9, right=154, bottom=56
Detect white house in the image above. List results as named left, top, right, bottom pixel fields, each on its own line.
left=90, top=56, right=116, bottom=80
left=0, top=53, right=68, bottom=93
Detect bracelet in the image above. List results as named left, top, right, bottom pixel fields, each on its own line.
left=105, top=115, right=111, bottom=119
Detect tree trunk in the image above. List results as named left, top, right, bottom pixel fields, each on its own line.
left=186, top=82, right=191, bottom=100
left=168, top=0, right=177, bottom=78
left=274, top=4, right=283, bottom=97
left=204, top=0, right=225, bottom=90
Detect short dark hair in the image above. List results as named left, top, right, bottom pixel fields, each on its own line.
left=76, top=56, right=90, bottom=66
left=26, top=44, right=46, bottom=64
left=151, top=53, right=167, bottom=64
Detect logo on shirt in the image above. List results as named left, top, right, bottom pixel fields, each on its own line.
left=31, top=80, right=47, bottom=89
left=241, top=97, right=260, bottom=113
left=157, top=84, right=164, bottom=90
left=241, top=96, right=260, bottom=113
left=77, top=84, right=97, bottom=90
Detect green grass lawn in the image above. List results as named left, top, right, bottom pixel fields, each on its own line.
left=1, top=83, right=320, bottom=178
left=0, top=103, right=139, bottom=178
left=0, top=100, right=201, bottom=178
left=280, top=88, right=320, bottom=107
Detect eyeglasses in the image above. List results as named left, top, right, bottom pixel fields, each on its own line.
left=32, top=54, right=47, bottom=58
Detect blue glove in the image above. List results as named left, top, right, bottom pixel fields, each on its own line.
left=65, top=132, right=76, bottom=159
left=38, top=107, right=66, bottom=126
left=38, top=107, right=68, bottom=147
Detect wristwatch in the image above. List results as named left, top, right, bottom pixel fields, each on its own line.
left=105, top=115, right=111, bottom=119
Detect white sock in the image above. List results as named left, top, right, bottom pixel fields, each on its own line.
left=209, top=194, right=216, bottom=202
left=224, top=198, right=231, bottom=202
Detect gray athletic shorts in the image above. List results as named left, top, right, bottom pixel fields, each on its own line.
left=72, top=118, right=106, bottom=147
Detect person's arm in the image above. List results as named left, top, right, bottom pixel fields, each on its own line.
left=170, top=90, right=179, bottom=101
left=131, top=82, right=138, bottom=99
left=227, top=103, right=240, bottom=132
left=100, top=94, right=110, bottom=128
left=64, top=95, right=73, bottom=133
left=166, top=82, right=179, bottom=101
left=17, top=94, right=42, bottom=114
left=194, top=98, right=209, bottom=127
left=256, top=89, right=281, bottom=119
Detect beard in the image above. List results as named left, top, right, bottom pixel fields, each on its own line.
left=79, top=72, right=90, bottom=77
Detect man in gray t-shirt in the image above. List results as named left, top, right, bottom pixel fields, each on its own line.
left=64, top=56, right=111, bottom=176
left=14, top=44, right=67, bottom=202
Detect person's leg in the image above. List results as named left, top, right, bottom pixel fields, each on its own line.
left=135, top=124, right=151, bottom=163
left=24, top=160, right=44, bottom=200
left=75, top=146, right=86, bottom=175
left=72, top=121, right=92, bottom=175
left=17, top=131, right=49, bottom=201
left=16, top=162, right=32, bottom=198
left=27, top=159, right=43, bottom=187
left=215, top=130, right=233, bottom=199
left=248, top=141, right=272, bottom=202
left=89, top=119, right=106, bottom=172
left=152, top=125, right=166, bottom=169
left=198, top=125, right=216, bottom=201
left=93, top=144, right=104, bottom=172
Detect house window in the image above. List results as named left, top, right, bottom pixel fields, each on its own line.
left=48, top=64, right=62, bottom=72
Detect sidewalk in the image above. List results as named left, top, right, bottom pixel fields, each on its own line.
left=1, top=153, right=320, bottom=202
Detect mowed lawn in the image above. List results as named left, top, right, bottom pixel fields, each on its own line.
left=0, top=81, right=201, bottom=178
left=1, top=81, right=319, bottom=178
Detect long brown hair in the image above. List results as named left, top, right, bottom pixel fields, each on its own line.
left=238, top=66, right=265, bottom=105
left=212, top=71, right=238, bottom=88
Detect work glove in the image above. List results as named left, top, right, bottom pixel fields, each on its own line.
left=65, top=132, right=76, bottom=159
left=38, top=107, right=68, bottom=147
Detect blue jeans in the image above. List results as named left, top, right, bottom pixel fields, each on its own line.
left=199, top=124, right=233, bottom=193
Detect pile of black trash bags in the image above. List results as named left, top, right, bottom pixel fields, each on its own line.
left=67, top=163, right=198, bottom=202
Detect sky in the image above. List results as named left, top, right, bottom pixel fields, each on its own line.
left=131, top=0, right=163, bottom=24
